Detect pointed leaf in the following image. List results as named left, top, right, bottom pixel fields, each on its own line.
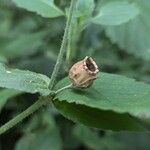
left=104, top=0, right=150, bottom=60
left=93, top=1, right=139, bottom=25
left=12, top=0, right=63, bottom=18
left=0, top=63, right=50, bottom=95
left=54, top=73, right=150, bottom=131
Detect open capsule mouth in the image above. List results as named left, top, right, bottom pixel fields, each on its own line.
left=83, top=56, right=99, bottom=74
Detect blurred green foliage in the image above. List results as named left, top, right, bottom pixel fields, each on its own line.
left=0, top=0, right=150, bottom=150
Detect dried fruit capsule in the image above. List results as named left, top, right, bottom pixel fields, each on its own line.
left=69, top=56, right=99, bottom=88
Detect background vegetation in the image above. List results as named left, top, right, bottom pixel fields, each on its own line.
left=0, top=0, right=150, bottom=149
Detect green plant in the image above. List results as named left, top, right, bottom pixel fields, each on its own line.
left=0, top=0, right=150, bottom=149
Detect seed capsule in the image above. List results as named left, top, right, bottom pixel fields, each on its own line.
left=69, top=56, right=99, bottom=88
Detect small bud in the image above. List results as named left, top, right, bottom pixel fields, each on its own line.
left=69, top=56, right=99, bottom=88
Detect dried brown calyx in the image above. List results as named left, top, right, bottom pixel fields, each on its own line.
left=69, top=56, right=99, bottom=88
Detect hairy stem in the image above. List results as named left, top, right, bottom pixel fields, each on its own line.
left=0, top=96, right=52, bottom=135
left=66, top=20, right=73, bottom=68
left=49, top=0, right=77, bottom=90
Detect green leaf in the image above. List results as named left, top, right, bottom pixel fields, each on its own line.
left=54, top=73, right=150, bottom=131
left=1, top=31, right=47, bottom=59
left=54, top=100, right=146, bottom=131
left=12, top=0, right=63, bottom=18
left=0, top=63, right=50, bottom=95
left=92, top=1, right=139, bottom=25
left=0, top=89, right=22, bottom=112
left=104, top=0, right=150, bottom=60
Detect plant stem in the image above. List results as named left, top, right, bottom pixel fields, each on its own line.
left=55, top=84, right=73, bottom=94
left=0, top=96, right=52, bottom=135
left=66, top=20, right=73, bottom=68
left=49, top=0, right=77, bottom=90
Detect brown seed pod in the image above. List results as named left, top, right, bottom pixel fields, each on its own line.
left=69, top=56, right=99, bottom=88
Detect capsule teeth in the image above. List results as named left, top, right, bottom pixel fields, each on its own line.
left=83, top=64, right=88, bottom=70
left=87, top=70, right=95, bottom=75
left=85, top=67, right=88, bottom=70
left=93, top=61, right=96, bottom=66
left=84, top=56, right=89, bottom=61
left=93, top=61, right=98, bottom=68
left=83, top=62, right=86, bottom=66
left=87, top=70, right=93, bottom=74
left=89, top=57, right=93, bottom=61
left=95, top=69, right=99, bottom=73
